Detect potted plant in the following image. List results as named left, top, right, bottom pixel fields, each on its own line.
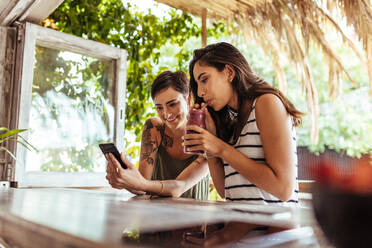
left=0, top=127, right=37, bottom=160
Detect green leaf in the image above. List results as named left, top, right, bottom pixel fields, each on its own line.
left=0, top=127, right=9, bottom=132
left=0, top=147, right=17, bottom=160
left=17, top=135, right=39, bottom=152
left=0, top=129, right=27, bottom=139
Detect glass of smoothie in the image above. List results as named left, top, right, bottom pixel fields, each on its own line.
left=184, top=107, right=206, bottom=155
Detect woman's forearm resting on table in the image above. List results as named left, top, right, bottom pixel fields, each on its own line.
left=141, top=179, right=185, bottom=197
left=142, top=156, right=209, bottom=197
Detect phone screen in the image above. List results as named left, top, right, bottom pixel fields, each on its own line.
left=99, top=143, right=127, bottom=169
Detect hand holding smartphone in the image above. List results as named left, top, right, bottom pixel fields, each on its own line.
left=99, top=143, right=127, bottom=169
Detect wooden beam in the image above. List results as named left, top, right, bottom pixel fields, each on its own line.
left=7, top=23, right=26, bottom=182
left=299, top=180, right=314, bottom=193
left=202, top=8, right=207, bottom=47
left=0, top=27, right=8, bottom=129
left=0, top=26, right=8, bottom=181
left=0, top=27, right=17, bottom=129
left=0, top=0, right=34, bottom=26
left=0, top=0, right=64, bottom=26
left=367, top=35, right=372, bottom=99
left=21, top=0, right=64, bottom=24
left=0, top=26, right=17, bottom=181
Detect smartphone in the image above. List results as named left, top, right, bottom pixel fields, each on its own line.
left=99, top=143, right=127, bottom=169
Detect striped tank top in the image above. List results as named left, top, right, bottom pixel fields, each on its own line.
left=223, top=98, right=299, bottom=206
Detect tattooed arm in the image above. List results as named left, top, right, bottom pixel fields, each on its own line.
left=106, top=118, right=208, bottom=197
left=138, top=118, right=160, bottom=179
left=138, top=119, right=209, bottom=197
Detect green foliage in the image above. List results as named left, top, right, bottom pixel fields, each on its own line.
left=0, top=127, right=37, bottom=160
left=209, top=186, right=223, bottom=201
left=49, top=0, right=211, bottom=139
left=297, top=88, right=372, bottom=158
left=39, top=145, right=100, bottom=172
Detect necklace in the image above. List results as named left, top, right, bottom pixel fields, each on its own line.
left=227, top=105, right=238, bottom=121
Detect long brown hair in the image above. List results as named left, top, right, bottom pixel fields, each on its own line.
left=189, top=42, right=303, bottom=144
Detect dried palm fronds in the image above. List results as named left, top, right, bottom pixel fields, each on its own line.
left=156, top=0, right=371, bottom=144
left=236, top=0, right=369, bottom=143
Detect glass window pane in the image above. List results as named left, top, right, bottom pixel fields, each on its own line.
left=26, top=46, right=115, bottom=172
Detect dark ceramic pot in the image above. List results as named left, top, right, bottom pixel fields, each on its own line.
left=312, top=183, right=372, bottom=248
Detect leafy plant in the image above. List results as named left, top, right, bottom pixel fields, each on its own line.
left=0, top=127, right=37, bottom=160
left=46, top=0, right=225, bottom=140
left=297, top=87, right=372, bottom=158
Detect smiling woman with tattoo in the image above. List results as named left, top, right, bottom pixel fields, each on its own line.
left=105, top=71, right=209, bottom=200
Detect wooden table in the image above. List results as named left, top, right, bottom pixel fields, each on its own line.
left=0, top=188, right=328, bottom=247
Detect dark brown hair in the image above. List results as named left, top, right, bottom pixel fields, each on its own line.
left=189, top=42, right=303, bottom=143
left=151, top=70, right=190, bottom=100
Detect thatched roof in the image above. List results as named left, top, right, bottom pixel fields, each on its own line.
left=157, top=0, right=372, bottom=144
left=156, top=0, right=271, bottom=19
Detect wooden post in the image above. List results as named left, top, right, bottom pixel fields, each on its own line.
left=0, top=26, right=17, bottom=181
left=367, top=36, right=372, bottom=100
left=0, top=27, right=7, bottom=181
left=201, top=8, right=207, bottom=47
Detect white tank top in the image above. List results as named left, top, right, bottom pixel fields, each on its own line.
left=223, top=98, right=299, bottom=206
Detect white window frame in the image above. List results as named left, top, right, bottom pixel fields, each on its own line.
left=14, top=22, right=127, bottom=187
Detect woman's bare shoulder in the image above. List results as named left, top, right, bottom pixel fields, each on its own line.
left=142, top=117, right=164, bottom=144
left=255, top=94, right=285, bottom=113
left=143, top=117, right=164, bottom=138
left=143, top=117, right=163, bottom=129
left=255, top=94, right=290, bottom=131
